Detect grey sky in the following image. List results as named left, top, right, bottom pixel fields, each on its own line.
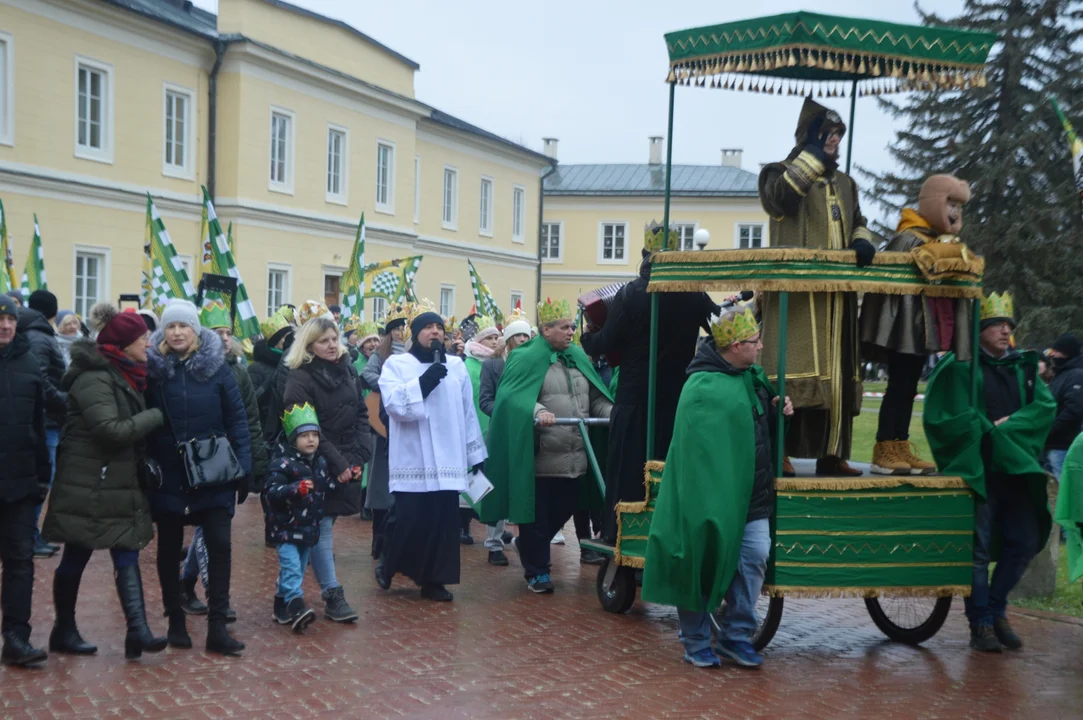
left=193, top=0, right=968, bottom=220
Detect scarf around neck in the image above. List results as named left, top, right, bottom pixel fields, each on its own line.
left=465, top=340, right=496, bottom=361
left=99, top=343, right=149, bottom=391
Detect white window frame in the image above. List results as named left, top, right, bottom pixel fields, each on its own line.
left=72, top=245, right=111, bottom=318
left=73, top=55, right=114, bottom=164
left=439, top=284, right=455, bottom=318
left=479, top=176, right=494, bottom=237
left=162, top=82, right=195, bottom=180
left=0, top=32, right=14, bottom=147
left=325, top=124, right=349, bottom=205
left=413, top=155, right=421, bottom=224
left=442, top=166, right=459, bottom=230
left=266, top=263, right=292, bottom=317
left=509, top=290, right=524, bottom=313
left=597, top=222, right=629, bottom=265
left=375, top=140, right=396, bottom=215
left=371, top=297, right=388, bottom=324
left=735, top=222, right=766, bottom=249
left=541, top=221, right=563, bottom=263
left=673, top=222, right=698, bottom=251
left=268, top=106, right=295, bottom=195
left=512, top=185, right=526, bottom=244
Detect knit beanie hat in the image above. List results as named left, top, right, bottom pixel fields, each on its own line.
left=91, top=303, right=148, bottom=349
left=56, top=310, right=75, bottom=327
left=28, top=290, right=58, bottom=320
left=0, top=294, right=17, bottom=319
left=503, top=320, right=531, bottom=342
left=410, top=311, right=444, bottom=340
left=1052, top=333, right=1082, bottom=359
left=160, top=299, right=201, bottom=333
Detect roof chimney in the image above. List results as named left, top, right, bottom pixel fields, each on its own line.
left=721, top=148, right=743, bottom=168
left=542, top=138, right=559, bottom=161
left=649, top=136, right=664, bottom=165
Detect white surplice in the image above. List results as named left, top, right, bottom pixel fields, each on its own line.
left=379, top=353, right=487, bottom=493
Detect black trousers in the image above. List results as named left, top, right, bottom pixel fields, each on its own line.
left=0, top=498, right=36, bottom=640
left=877, top=352, right=927, bottom=442
left=156, top=507, right=232, bottom=623
left=573, top=509, right=600, bottom=543
left=381, top=491, right=460, bottom=586
left=519, top=477, right=581, bottom=579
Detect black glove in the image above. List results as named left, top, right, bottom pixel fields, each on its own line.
left=852, top=237, right=876, bottom=268
left=470, top=462, right=485, bottom=475
left=803, top=115, right=827, bottom=157
left=418, top=363, right=448, bottom=399
left=237, top=475, right=251, bottom=505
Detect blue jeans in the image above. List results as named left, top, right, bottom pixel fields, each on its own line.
left=964, top=474, right=1043, bottom=627
left=1047, top=449, right=1067, bottom=481
left=677, top=518, right=771, bottom=653
left=182, top=527, right=209, bottom=588
left=307, top=516, right=339, bottom=594
left=276, top=543, right=312, bottom=604
left=33, top=428, right=60, bottom=544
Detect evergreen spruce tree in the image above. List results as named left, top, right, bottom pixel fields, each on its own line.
left=863, top=0, right=1083, bottom=344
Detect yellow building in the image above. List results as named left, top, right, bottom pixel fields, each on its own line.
left=0, top=0, right=552, bottom=324
left=540, top=140, right=768, bottom=308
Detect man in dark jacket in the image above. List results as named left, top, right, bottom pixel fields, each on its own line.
left=1045, top=333, right=1083, bottom=479
left=580, top=236, right=718, bottom=544
left=0, top=295, right=50, bottom=666
left=20, top=291, right=67, bottom=558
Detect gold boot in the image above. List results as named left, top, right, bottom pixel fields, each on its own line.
left=871, top=441, right=911, bottom=476
left=896, top=441, right=936, bottom=475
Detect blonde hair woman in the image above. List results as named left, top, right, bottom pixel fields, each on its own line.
left=283, top=317, right=371, bottom=623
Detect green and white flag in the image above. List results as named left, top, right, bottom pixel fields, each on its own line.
left=19, top=214, right=46, bottom=299
left=1051, top=98, right=1083, bottom=217
left=468, top=259, right=503, bottom=324
left=142, top=194, right=196, bottom=314
left=340, top=214, right=366, bottom=321
left=200, top=187, right=260, bottom=340
left=0, top=198, right=16, bottom=294
left=364, top=255, right=422, bottom=304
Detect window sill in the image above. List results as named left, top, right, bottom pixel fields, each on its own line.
left=162, top=165, right=195, bottom=182
left=512, top=235, right=525, bottom=245
left=375, top=205, right=395, bottom=216
left=74, top=148, right=114, bottom=165
left=268, top=182, right=295, bottom=196
left=597, top=257, right=629, bottom=266
left=325, top=194, right=349, bottom=207
left=441, top=222, right=458, bottom=232
left=541, top=257, right=563, bottom=265
left=479, top=229, right=494, bottom=239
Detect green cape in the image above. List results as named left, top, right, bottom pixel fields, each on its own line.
left=923, top=351, right=1054, bottom=547
left=480, top=335, right=612, bottom=524
left=1057, top=434, right=1083, bottom=582
left=641, top=364, right=773, bottom=612
left=464, top=356, right=489, bottom=436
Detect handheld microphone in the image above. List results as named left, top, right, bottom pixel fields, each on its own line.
left=430, top=338, right=445, bottom=364
left=721, top=290, right=755, bottom=309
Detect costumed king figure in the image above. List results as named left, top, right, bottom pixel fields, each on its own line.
left=859, top=174, right=976, bottom=475
left=757, top=97, right=875, bottom=477
left=923, top=292, right=1054, bottom=653
left=641, top=307, right=792, bottom=669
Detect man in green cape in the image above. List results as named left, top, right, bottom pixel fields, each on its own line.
left=481, top=299, right=612, bottom=594
left=642, top=307, right=792, bottom=669
left=923, top=292, right=1054, bottom=653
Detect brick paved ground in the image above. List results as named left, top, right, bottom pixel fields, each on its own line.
left=2, top=503, right=1081, bottom=719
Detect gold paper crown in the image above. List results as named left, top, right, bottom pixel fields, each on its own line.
left=261, top=312, right=290, bottom=339
left=644, top=221, right=680, bottom=253
left=199, top=299, right=231, bottom=330
left=276, top=304, right=297, bottom=326
left=341, top=315, right=365, bottom=335
left=385, top=302, right=411, bottom=328
left=711, top=306, right=761, bottom=347
left=282, top=402, right=320, bottom=438
left=445, top=315, right=458, bottom=335
left=474, top=314, right=497, bottom=334
left=504, top=305, right=527, bottom=325
left=537, top=297, right=573, bottom=325
left=297, top=300, right=331, bottom=326
left=981, top=291, right=1014, bottom=323
left=357, top=321, right=380, bottom=340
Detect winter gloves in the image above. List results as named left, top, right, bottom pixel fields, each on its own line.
left=418, top=363, right=448, bottom=399
left=852, top=237, right=876, bottom=268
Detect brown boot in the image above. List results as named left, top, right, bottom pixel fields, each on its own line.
left=895, top=441, right=936, bottom=475
left=871, top=441, right=911, bottom=476
left=816, top=456, right=863, bottom=477
left=782, top=456, right=796, bottom=478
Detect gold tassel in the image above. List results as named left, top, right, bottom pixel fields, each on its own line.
left=823, top=52, right=834, bottom=71
left=751, top=55, right=761, bottom=72
left=872, top=57, right=882, bottom=77
left=736, top=56, right=747, bottom=73
left=976, top=72, right=987, bottom=88
left=921, top=64, right=931, bottom=83
left=787, top=49, right=797, bottom=67
left=858, top=56, right=867, bottom=75
left=666, top=69, right=676, bottom=83
left=817, top=86, right=824, bottom=98
left=842, top=55, right=853, bottom=74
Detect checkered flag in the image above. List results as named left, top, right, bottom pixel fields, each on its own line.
left=200, top=187, right=260, bottom=340
left=468, top=260, right=503, bottom=324
left=363, top=256, right=423, bottom=303
left=339, top=215, right=366, bottom=322
left=142, top=194, right=195, bottom=313
left=19, top=214, right=47, bottom=299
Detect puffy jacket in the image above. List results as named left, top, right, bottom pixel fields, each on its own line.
left=42, top=340, right=162, bottom=550
left=0, top=334, right=50, bottom=503
left=17, top=307, right=67, bottom=426
left=533, top=360, right=612, bottom=478
left=248, top=340, right=280, bottom=433
left=226, top=349, right=269, bottom=482
left=262, top=444, right=336, bottom=546
left=1047, top=353, right=1083, bottom=450
left=284, top=355, right=372, bottom=516
left=479, top=356, right=506, bottom=418
left=144, top=328, right=253, bottom=520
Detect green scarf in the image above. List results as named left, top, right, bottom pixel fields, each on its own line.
left=923, top=350, right=1054, bottom=549
left=480, top=335, right=613, bottom=524
left=1057, top=434, right=1083, bottom=582
left=641, top=364, right=772, bottom=612
left=464, top=356, right=489, bottom=436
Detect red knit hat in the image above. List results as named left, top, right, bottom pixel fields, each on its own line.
left=93, top=303, right=148, bottom=349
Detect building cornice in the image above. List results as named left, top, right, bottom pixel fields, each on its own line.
left=541, top=270, right=638, bottom=283
left=543, top=197, right=767, bottom=214
left=416, top=121, right=553, bottom=176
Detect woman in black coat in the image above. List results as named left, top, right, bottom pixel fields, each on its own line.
left=145, top=301, right=251, bottom=657
left=283, top=317, right=371, bottom=623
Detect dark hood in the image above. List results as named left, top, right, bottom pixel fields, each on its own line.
left=638, top=249, right=652, bottom=280
left=146, top=327, right=226, bottom=382
left=253, top=339, right=283, bottom=368
left=0, top=332, right=30, bottom=360
left=16, top=307, right=55, bottom=336
left=686, top=336, right=744, bottom=376
left=62, top=339, right=112, bottom=389
left=1053, top=351, right=1083, bottom=375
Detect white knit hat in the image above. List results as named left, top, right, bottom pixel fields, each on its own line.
left=160, top=299, right=201, bottom=332
left=503, top=320, right=531, bottom=342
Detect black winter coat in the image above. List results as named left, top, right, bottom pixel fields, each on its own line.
left=262, top=445, right=335, bottom=546
left=42, top=340, right=162, bottom=549
left=17, top=307, right=67, bottom=426
left=284, top=355, right=372, bottom=517
left=0, top=334, right=50, bottom=503
left=226, top=351, right=269, bottom=482
left=478, top=356, right=506, bottom=418
left=248, top=340, right=280, bottom=435
left=145, top=328, right=253, bottom=520
left=1047, top=353, right=1083, bottom=450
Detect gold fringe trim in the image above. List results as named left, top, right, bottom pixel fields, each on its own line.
left=774, top=476, right=968, bottom=491
left=654, top=249, right=947, bottom=266
left=763, top=584, right=971, bottom=599
left=645, top=460, right=666, bottom=472
left=647, top=279, right=982, bottom=299
left=617, top=555, right=645, bottom=569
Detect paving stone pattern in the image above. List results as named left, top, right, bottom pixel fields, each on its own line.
left=2, top=503, right=1081, bottom=719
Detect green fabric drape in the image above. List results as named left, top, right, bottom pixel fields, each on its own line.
left=1056, top=434, right=1083, bottom=583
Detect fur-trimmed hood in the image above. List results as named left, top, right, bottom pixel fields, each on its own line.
left=147, top=327, right=225, bottom=382
left=62, top=338, right=112, bottom=390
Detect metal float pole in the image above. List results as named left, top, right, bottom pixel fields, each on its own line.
left=774, top=293, right=789, bottom=477
left=845, top=79, right=858, bottom=175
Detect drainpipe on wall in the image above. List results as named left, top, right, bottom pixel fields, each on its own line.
left=536, top=163, right=557, bottom=309
left=207, top=39, right=227, bottom=201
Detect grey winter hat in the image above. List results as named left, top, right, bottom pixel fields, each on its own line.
left=160, top=299, right=201, bottom=333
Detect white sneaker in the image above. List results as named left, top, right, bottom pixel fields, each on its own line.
left=550, top=530, right=566, bottom=545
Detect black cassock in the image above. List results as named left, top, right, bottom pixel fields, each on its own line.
left=380, top=490, right=461, bottom=586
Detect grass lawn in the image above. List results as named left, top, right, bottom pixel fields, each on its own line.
left=1012, top=551, right=1083, bottom=619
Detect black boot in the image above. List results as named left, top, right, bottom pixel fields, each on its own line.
left=179, top=575, right=208, bottom=615
left=166, top=611, right=192, bottom=649
left=113, top=565, right=168, bottom=660
left=206, top=619, right=244, bottom=656
left=49, top=571, right=97, bottom=655
left=0, top=632, right=47, bottom=667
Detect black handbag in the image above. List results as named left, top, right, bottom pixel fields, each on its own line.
left=159, top=390, right=244, bottom=491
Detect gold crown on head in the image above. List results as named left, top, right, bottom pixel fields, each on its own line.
left=281, top=402, right=320, bottom=438
left=537, top=297, right=573, bottom=325
left=342, top=315, right=364, bottom=334
left=356, top=321, right=380, bottom=340
left=504, top=305, right=527, bottom=325
left=711, top=306, right=760, bottom=347
left=276, top=304, right=297, bottom=326
left=644, top=221, right=680, bottom=253
left=261, top=312, right=290, bottom=339
left=981, top=292, right=1014, bottom=323
left=297, top=300, right=331, bottom=326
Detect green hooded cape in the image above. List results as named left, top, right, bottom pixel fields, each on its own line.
left=922, top=350, right=1054, bottom=548
left=480, top=335, right=612, bottom=525
left=1056, top=434, right=1083, bottom=582
left=464, top=356, right=489, bottom=436
left=641, top=359, right=774, bottom=613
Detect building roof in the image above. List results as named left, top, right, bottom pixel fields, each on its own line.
left=100, top=0, right=217, bottom=37
left=544, top=164, right=759, bottom=197
left=426, top=110, right=553, bottom=165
